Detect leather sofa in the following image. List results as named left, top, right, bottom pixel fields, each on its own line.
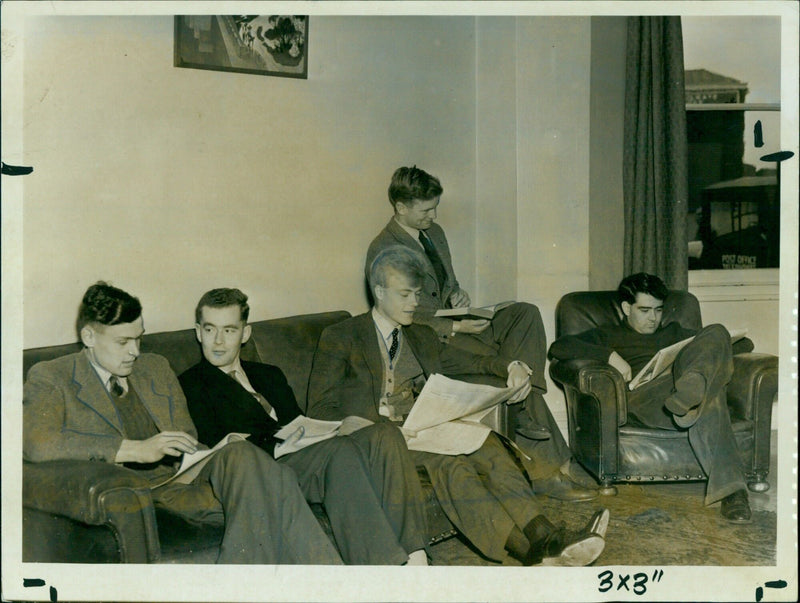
left=23, top=310, right=486, bottom=563
left=548, top=290, right=777, bottom=496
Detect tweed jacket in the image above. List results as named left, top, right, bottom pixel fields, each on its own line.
left=179, top=358, right=302, bottom=456
left=23, top=350, right=196, bottom=464
left=366, top=218, right=460, bottom=337
left=307, top=312, right=509, bottom=422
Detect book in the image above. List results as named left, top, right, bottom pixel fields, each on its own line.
left=628, top=328, right=747, bottom=390
left=153, top=432, right=250, bottom=488
left=273, top=415, right=342, bottom=459
left=401, top=373, right=526, bottom=455
left=434, top=300, right=515, bottom=321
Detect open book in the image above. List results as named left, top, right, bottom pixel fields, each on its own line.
left=434, top=300, right=515, bottom=321
left=401, top=373, right=526, bottom=455
left=153, top=432, right=249, bottom=488
left=628, top=328, right=747, bottom=390
left=273, top=415, right=342, bottom=459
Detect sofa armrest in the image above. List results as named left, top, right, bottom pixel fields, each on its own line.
left=728, top=353, right=778, bottom=422
left=24, top=461, right=160, bottom=562
left=549, top=359, right=629, bottom=426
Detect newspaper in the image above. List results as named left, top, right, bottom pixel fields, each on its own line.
left=152, top=432, right=249, bottom=488
left=401, top=373, right=526, bottom=455
left=628, top=328, right=747, bottom=390
left=273, top=415, right=342, bottom=459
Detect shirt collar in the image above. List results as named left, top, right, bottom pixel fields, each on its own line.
left=371, top=307, right=400, bottom=341
left=214, top=355, right=243, bottom=377
left=393, top=217, right=426, bottom=248
left=84, top=348, right=128, bottom=393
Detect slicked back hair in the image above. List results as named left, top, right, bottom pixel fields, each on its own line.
left=195, top=288, right=250, bottom=324
left=387, top=165, right=443, bottom=209
left=368, top=245, right=427, bottom=291
left=617, top=273, right=669, bottom=305
left=76, top=282, right=142, bottom=335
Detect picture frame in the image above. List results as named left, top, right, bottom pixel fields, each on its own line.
left=174, top=15, right=308, bottom=79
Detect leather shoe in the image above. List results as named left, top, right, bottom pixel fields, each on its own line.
left=524, top=512, right=608, bottom=566
left=534, top=472, right=598, bottom=502
left=515, top=423, right=551, bottom=440
left=720, top=489, right=752, bottom=523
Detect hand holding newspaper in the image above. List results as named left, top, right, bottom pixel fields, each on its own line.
left=153, top=432, right=249, bottom=488
left=273, top=415, right=342, bottom=459
left=401, top=374, right=527, bottom=456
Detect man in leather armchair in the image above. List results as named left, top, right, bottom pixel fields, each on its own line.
left=548, top=272, right=754, bottom=523
left=23, top=282, right=344, bottom=564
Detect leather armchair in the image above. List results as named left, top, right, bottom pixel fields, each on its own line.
left=549, top=290, right=777, bottom=496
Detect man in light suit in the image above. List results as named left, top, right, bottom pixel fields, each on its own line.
left=179, top=288, right=429, bottom=565
left=365, top=165, right=597, bottom=501
left=23, top=282, right=343, bottom=564
left=308, top=245, right=611, bottom=566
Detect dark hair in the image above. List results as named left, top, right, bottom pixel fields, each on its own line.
left=195, top=288, right=250, bottom=324
left=77, top=282, right=142, bottom=333
left=387, top=166, right=443, bottom=209
left=368, top=245, right=427, bottom=291
left=617, top=273, right=669, bottom=305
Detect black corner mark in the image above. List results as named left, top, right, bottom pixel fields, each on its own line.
left=23, top=578, right=46, bottom=587
left=1, top=161, right=34, bottom=176
left=755, top=579, right=788, bottom=602
left=50, top=585, right=58, bottom=602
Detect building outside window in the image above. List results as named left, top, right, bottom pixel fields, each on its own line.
left=683, top=16, right=782, bottom=270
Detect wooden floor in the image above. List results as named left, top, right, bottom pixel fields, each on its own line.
left=429, top=433, right=778, bottom=567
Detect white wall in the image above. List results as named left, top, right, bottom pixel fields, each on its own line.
left=21, top=15, right=479, bottom=347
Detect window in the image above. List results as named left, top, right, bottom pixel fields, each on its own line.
left=683, top=17, right=782, bottom=270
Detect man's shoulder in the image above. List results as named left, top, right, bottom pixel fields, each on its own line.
left=26, top=351, right=82, bottom=381
left=241, top=359, right=285, bottom=379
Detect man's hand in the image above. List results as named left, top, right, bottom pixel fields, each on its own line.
left=608, top=351, right=632, bottom=381
left=449, top=288, right=471, bottom=308
left=452, top=319, right=490, bottom=335
left=507, top=361, right=533, bottom=402
left=338, top=415, right=375, bottom=436
left=274, top=426, right=305, bottom=456
left=385, top=390, right=415, bottom=421
left=115, top=431, right=199, bottom=464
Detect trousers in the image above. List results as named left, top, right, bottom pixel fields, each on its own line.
left=447, top=302, right=572, bottom=479
left=151, top=440, right=343, bottom=564
left=412, top=433, right=539, bottom=562
left=627, top=324, right=745, bottom=504
left=280, top=423, right=422, bottom=565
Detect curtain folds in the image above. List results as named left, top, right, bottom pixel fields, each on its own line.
left=623, top=16, right=689, bottom=290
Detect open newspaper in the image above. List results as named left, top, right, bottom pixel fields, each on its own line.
left=401, top=373, right=526, bottom=456
left=273, top=415, right=343, bottom=459
left=434, top=300, right=515, bottom=321
left=153, top=432, right=249, bottom=488
left=628, top=328, right=747, bottom=390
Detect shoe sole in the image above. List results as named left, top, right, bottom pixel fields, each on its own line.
left=589, top=508, right=610, bottom=539
left=539, top=534, right=605, bottom=567
left=542, top=491, right=599, bottom=502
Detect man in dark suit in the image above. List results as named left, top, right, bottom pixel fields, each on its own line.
left=549, top=272, right=753, bottom=522
left=179, top=288, right=429, bottom=565
left=365, top=166, right=598, bottom=501
left=23, top=282, right=343, bottom=564
left=307, top=245, right=611, bottom=566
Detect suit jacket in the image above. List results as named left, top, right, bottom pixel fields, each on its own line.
left=23, top=351, right=196, bottom=465
left=366, top=218, right=460, bottom=337
left=179, top=358, right=301, bottom=456
left=307, top=312, right=509, bottom=421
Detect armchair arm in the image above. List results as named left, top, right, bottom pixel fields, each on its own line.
left=23, top=461, right=161, bottom=562
left=549, top=358, right=629, bottom=426
left=728, top=353, right=778, bottom=422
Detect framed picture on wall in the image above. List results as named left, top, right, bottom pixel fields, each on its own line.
left=174, top=15, right=308, bottom=79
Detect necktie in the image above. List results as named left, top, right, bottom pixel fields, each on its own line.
left=388, top=328, right=399, bottom=362
left=229, top=370, right=274, bottom=416
left=109, top=376, right=124, bottom=397
left=418, top=230, right=448, bottom=293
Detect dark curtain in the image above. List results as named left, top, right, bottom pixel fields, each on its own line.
left=623, top=16, right=689, bottom=290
